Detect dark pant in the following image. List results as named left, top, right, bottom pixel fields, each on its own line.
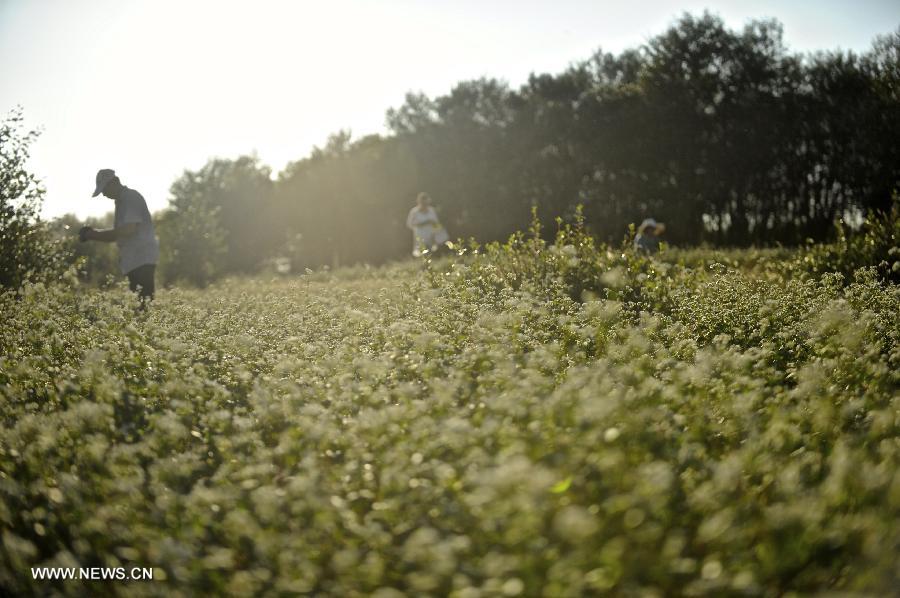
left=127, top=264, right=156, bottom=301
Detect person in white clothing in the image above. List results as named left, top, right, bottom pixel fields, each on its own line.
left=79, top=169, right=160, bottom=303
left=406, top=192, right=448, bottom=257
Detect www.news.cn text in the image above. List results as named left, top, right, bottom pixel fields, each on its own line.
left=32, top=567, right=154, bottom=581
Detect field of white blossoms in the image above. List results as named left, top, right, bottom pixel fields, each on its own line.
left=2, top=216, right=899, bottom=596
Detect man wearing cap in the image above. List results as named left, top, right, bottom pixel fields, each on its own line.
left=79, top=169, right=160, bottom=302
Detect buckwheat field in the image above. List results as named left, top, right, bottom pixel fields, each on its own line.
left=2, top=217, right=898, bottom=597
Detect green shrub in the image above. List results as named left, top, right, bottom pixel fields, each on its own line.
left=0, top=108, right=70, bottom=289
left=793, top=196, right=900, bottom=283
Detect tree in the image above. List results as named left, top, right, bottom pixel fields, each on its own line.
left=156, top=198, right=227, bottom=287
left=159, top=155, right=277, bottom=284
left=0, top=108, right=68, bottom=289
left=274, top=131, right=418, bottom=269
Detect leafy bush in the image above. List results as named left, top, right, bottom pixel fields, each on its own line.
left=792, top=196, right=900, bottom=283
left=0, top=108, right=70, bottom=289
left=155, top=200, right=228, bottom=288
left=48, top=212, right=120, bottom=286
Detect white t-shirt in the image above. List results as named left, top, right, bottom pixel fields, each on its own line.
left=407, top=205, right=441, bottom=255
left=407, top=205, right=439, bottom=230
left=114, top=187, right=159, bottom=274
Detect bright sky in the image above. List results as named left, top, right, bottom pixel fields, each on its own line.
left=1, top=0, right=898, bottom=220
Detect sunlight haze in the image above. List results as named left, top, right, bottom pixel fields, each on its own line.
left=1, top=0, right=898, bottom=219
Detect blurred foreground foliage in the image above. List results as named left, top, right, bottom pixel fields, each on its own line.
left=2, top=207, right=898, bottom=596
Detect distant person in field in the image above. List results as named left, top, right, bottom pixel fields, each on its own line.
left=406, top=192, right=449, bottom=257
left=79, top=169, right=159, bottom=303
left=634, top=218, right=666, bottom=254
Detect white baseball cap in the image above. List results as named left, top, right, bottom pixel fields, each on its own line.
left=92, top=169, right=116, bottom=197
left=640, top=218, right=658, bottom=229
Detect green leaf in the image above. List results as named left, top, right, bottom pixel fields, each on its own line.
left=550, top=476, right=572, bottom=494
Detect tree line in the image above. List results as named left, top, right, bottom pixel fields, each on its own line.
left=4, top=13, right=898, bottom=288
